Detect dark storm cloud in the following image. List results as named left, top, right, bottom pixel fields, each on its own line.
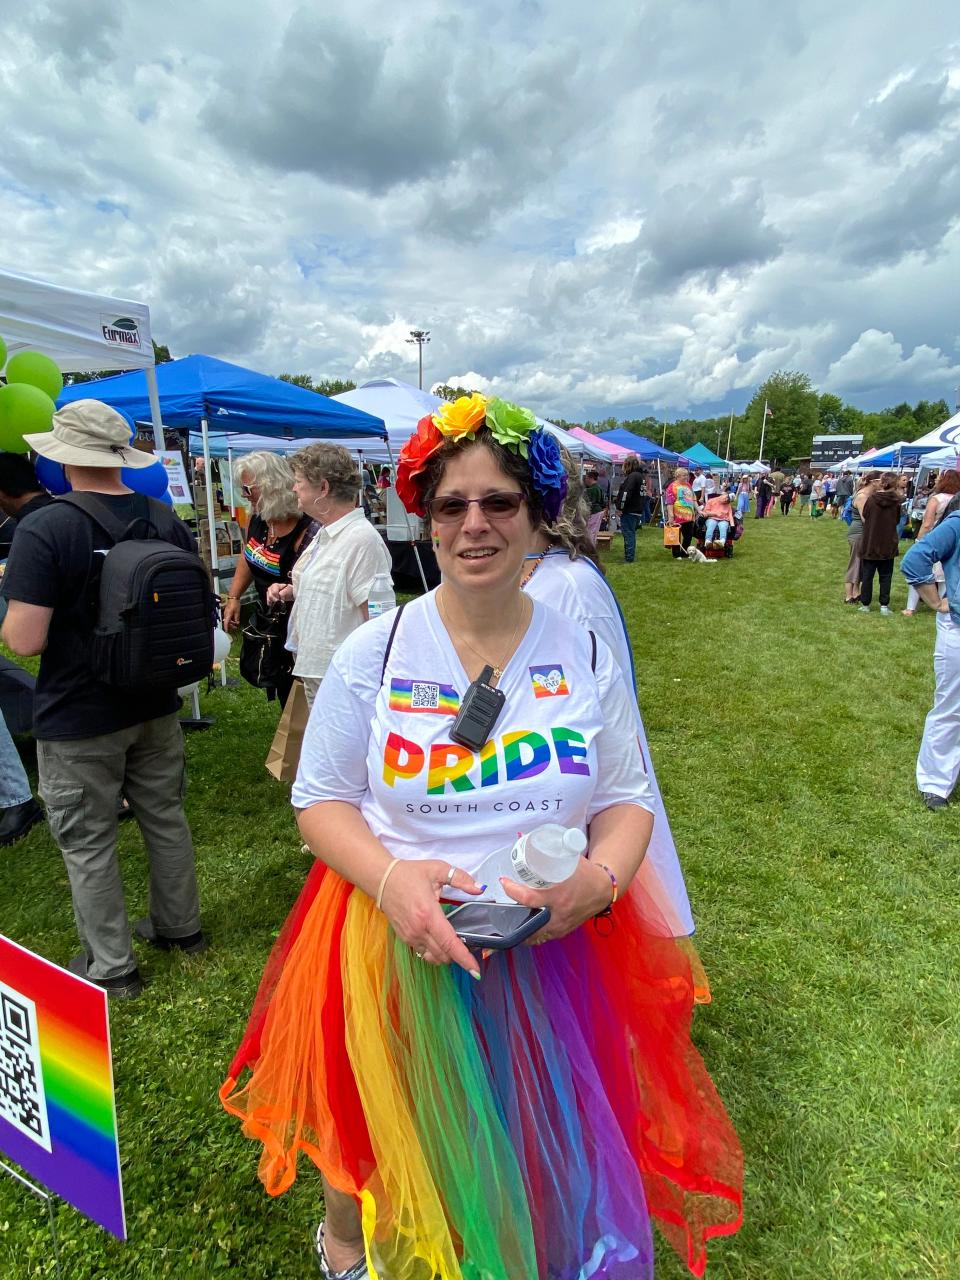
left=635, top=181, right=783, bottom=292
left=204, top=12, right=456, bottom=192
left=868, top=72, right=955, bottom=143
left=838, top=147, right=960, bottom=267
left=203, top=6, right=583, bottom=213
left=27, top=0, right=120, bottom=71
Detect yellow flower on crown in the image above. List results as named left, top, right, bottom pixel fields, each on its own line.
left=432, top=392, right=488, bottom=440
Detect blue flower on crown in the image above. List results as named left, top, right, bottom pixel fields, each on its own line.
left=528, top=428, right=568, bottom=523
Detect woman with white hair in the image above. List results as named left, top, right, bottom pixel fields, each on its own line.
left=223, top=451, right=316, bottom=705
left=266, top=444, right=391, bottom=709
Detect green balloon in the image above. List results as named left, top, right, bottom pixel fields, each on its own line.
left=5, top=350, right=64, bottom=401
left=0, top=336, right=6, bottom=370
left=0, top=383, right=56, bottom=453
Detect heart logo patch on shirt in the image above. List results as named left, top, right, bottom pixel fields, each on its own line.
left=529, top=665, right=569, bottom=698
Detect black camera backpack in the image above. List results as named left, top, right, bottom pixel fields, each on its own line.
left=63, top=492, right=216, bottom=689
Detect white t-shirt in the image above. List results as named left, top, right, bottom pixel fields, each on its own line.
left=286, top=507, right=392, bottom=679
left=524, top=551, right=694, bottom=934
left=292, top=592, right=654, bottom=879
left=691, top=475, right=706, bottom=495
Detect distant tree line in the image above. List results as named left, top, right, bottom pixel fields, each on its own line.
left=276, top=373, right=356, bottom=396
left=63, top=340, right=174, bottom=385
left=560, top=371, right=951, bottom=466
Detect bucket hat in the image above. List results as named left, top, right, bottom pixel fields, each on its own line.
left=24, top=399, right=154, bottom=469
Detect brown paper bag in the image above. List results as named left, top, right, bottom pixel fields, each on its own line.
left=663, top=525, right=681, bottom=547
left=264, top=680, right=309, bottom=782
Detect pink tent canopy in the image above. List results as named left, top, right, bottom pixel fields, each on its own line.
left=569, top=428, right=634, bottom=463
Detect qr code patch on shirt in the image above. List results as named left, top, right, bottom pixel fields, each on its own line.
left=410, top=682, right=440, bottom=710
left=0, top=981, right=51, bottom=1152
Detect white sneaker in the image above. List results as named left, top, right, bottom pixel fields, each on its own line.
left=880, top=606, right=891, bottom=615
left=858, top=605, right=870, bottom=612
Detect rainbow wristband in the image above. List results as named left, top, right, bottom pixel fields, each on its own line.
left=593, top=863, right=618, bottom=916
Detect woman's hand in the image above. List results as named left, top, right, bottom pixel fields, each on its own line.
left=223, top=598, right=242, bottom=632
left=500, top=858, right=613, bottom=943
left=265, top=582, right=288, bottom=608
left=379, top=860, right=485, bottom=976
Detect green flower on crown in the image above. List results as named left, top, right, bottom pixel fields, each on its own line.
left=485, top=398, right=537, bottom=457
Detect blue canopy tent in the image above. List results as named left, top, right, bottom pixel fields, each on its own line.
left=595, top=428, right=682, bottom=464
left=58, top=353, right=386, bottom=439
left=854, top=440, right=937, bottom=469
left=58, top=354, right=387, bottom=590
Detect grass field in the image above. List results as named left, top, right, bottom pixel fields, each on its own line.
left=1, top=512, right=957, bottom=1279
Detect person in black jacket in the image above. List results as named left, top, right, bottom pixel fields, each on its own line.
left=616, top=456, right=646, bottom=563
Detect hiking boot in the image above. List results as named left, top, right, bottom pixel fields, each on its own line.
left=67, top=953, right=143, bottom=1000
left=134, top=918, right=209, bottom=954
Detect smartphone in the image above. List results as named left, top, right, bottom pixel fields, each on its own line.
left=445, top=902, right=551, bottom=950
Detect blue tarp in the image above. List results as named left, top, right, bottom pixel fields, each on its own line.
left=58, top=354, right=386, bottom=440
left=595, top=428, right=681, bottom=463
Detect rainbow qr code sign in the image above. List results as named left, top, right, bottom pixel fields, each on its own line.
left=0, top=934, right=125, bottom=1239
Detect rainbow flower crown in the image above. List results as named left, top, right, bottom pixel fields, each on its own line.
left=396, top=393, right=568, bottom=521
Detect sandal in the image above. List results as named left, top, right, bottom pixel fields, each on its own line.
left=313, top=1223, right=369, bottom=1279
left=901, top=609, right=915, bottom=616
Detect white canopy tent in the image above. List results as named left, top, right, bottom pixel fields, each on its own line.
left=907, top=410, right=960, bottom=450
left=332, top=377, right=591, bottom=459
left=0, top=266, right=163, bottom=448
left=918, top=444, right=960, bottom=470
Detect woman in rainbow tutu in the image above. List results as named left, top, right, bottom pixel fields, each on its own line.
left=221, top=395, right=743, bottom=1279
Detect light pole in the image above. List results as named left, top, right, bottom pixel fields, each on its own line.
left=407, top=329, right=431, bottom=390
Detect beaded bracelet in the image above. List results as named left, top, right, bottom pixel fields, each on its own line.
left=593, top=863, right=619, bottom=917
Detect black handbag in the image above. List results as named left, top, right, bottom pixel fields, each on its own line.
left=240, top=607, right=292, bottom=690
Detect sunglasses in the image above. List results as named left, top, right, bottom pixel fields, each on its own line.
left=427, top=492, right=525, bottom=523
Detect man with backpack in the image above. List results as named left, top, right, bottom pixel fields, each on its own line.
left=1, top=400, right=213, bottom=999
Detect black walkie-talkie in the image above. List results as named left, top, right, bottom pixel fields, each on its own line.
left=450, top=664, right=506, bottom=751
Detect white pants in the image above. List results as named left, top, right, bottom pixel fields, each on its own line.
left=916, top=612, right=960, bottom=799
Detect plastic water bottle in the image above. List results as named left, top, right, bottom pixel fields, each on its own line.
left=509, top=824, right=587, bottom=889
left=472, top=824, right=587, bottom=901
left=367, top=572, right=397, bottom=618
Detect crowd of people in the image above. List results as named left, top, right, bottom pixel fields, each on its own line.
left=0, top=396, right=744, bottom=1280
left=1, top=390, right=956, bottom=1276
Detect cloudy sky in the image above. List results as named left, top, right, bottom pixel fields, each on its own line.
left=1, top=0, right=959, bottom=422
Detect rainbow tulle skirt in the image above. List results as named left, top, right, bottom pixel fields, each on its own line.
left=221, top=863, right=742, bottom=1278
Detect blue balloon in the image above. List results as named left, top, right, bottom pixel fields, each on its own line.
left=34, top=454, right=71, bottom=495
left=122, top=460, right=170, bottom=497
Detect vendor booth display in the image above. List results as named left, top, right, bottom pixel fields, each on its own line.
left=58, top=354, right=387, bottom=590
